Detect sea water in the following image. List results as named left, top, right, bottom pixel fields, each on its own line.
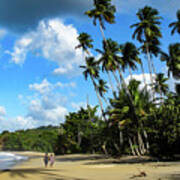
left=0, top=152, right=28, bottom=170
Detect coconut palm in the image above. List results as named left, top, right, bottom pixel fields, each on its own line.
left=85, top=0, right=116, bottom=41
left=120, top=42, right=141, bottom=79
left=109, top=79, right=152, bottom=155
left=96, top=39, right=121, bottom=91
left=80, top=57, right=105, bottom=119
left=169, top=10, right=180, bottom=35
left=76, top=32, right=93, bottom=56
left=131, top=6, right=162, bottom=83
left=97, top=79, right=108, bottom=98
left=152, top=73, right=169, bottom=96
left=161, top=43, right=180, bottom=79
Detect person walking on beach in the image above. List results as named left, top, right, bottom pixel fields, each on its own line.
left=49, top=153, right=55, bottom=167
left=44, top=153, right=49, bottom=168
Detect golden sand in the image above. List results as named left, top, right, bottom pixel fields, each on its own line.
left=0, top=152, right=179, bottom=180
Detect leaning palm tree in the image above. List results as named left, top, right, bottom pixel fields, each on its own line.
left=85, top=0, right=116, bottom=41
left=131, top=6, right=162, bottom=84
left=97, top=79, right=109, bottom=104
left=96, top=39, right=121, bottom=92
left=161, top=43, right=180, bottom=80
left=76, top=32, right=93, bottom=56
left=80, top=56, right=105, bottom=119
left=169, top=10, right=180, bottom=35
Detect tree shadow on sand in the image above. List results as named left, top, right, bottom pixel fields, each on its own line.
left=166, top=173, right=180, bottom=180
left=0, top=168, right=87, bottom=180
left=83, top=156, right=157, bottom=166
left=56, top=154, right=106, bottom=162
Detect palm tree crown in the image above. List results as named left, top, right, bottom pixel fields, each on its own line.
left=169, top=10, right=180, bottom=35
left=153, top=73, right=169, bottom=95
left=76, top=33, right=93, bottom=54
left=80, top=57, right=99, bottom=80
left=85, top=0, right=116, bottom=29
left=161, top=43, right=180, bottom=79
left=120, top=42, right=140, bottom=72
left=131, top=6, right=162, bottom=43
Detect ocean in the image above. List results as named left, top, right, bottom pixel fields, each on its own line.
left=0, top=152, right=28, bottom=170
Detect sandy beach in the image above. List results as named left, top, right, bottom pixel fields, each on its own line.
left=0, top=152, right=180, bottom=180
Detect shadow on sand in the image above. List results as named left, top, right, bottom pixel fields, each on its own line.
left=166, top=174, right=180, bottom=180
left=83, top=156, right=157, bottom=166
left=0, top=168, right=87, bottom=180
left=56, top=154, right=106, bottom=162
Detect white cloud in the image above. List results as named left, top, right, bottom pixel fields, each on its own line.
left=126, top=73, right=156, bottom=90
left=0, top=106, right=6, bottom=116
left=29, top=78, right=76, bottom=95
left=0, top=29, right=6, bottom=39
left=7, top=18, right=83, bottom=76
left=27, top=99, right=68, bottom=126
left=71, top=102, right=86, bottom=111
left=29, top=79, right=52, bottom=94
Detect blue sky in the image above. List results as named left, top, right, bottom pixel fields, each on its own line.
left=0, top=0, right=179, bottom=132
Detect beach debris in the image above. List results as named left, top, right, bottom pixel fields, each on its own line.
left=130, top=171, right=147, bottom=179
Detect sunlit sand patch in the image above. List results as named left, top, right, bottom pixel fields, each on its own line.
left=88, top=165, right=115, bottom=168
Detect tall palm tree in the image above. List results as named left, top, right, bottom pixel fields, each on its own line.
left=76, top=32, right=93, bottom=56
left=109, top=79, right=152, bottom=155
left=169, top=10, right=180, bottom=35
left=80, top=57, right=105, bottom=119
left=152, top=73, right=169, bottom=97
left=85, top=0, right=116, bottom=41
left=161, top=43, right=180, bottom=80
left=131, top=6, right=162, bottom=84
left=96, top=39, right=121, bottom=91
left=97, top=79, right=109, bottom=104
left=120, top=42, right=140, bottom=79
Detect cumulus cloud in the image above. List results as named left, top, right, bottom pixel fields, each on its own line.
left=125, top=73, right=156, bottom=90
left=7, top=19, right=83, bottom=76
left=0, top=0, right=92, bottom=33
left=29, top=79, right=76, bottom=94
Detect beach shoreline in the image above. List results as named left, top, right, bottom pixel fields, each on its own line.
left=0, top=152, right=179, bottom=180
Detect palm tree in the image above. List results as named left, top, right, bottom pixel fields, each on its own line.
left=152, top=73, right=169, bottom=96
left=97, top=79, right=109, bottom=104
left=161, top=43, right=180, bottom=80
left=120, top=42, right=140, bottom=79
left=109, top=79, right=152, bottom=155
left=85, top=0, right=116, bottom=41
left=169, top=10, right=180, bottom=35
left=80, top=56, right=105, bottom=119
left=76, top=32, right=93, bottom=56
left=96, top=39, right=121, bottom=92
left=131, top=6, right=162, bottom=84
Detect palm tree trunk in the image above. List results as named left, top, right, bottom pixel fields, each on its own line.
left=107, top=71, right=115, bottom=93
left=128, top=66, right=133, bottom=80
left=99, top=22, right=107, bottom=42
left=133, top=136, right=141, bottom=156
left=137, top=132, right=146, bottom=155
left=90, top=75, right=106, bottom=120
left=112, top=71, right=121, bottom=91
left=146, top=43, right=155, bottom=99
left=129, top=137, right=136, bottom=156
left=140, top=62, right=148, bottom=90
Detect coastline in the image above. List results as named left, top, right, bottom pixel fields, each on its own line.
left=0, top=152, right=179, bottom=180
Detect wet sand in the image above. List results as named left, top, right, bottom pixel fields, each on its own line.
left=0, top=152, right=179, bottom=180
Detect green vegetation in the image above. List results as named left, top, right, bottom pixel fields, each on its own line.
left=0, top=1, right=180, bottom=159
